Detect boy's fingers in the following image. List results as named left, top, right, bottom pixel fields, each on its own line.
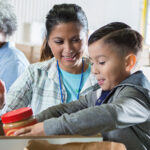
left=14, top=127, right=31, bottom=136
left=19, top=132, right=33, bottom=136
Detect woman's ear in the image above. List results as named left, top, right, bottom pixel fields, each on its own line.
left=125, top=54, right=137, bottom=72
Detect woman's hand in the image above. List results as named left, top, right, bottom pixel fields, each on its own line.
left=14, top=122, right=46, bottom=136
left=0, top=80, right=6, bottom=109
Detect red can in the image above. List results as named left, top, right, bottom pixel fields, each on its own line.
left=1, top=107, right=37, bottom=136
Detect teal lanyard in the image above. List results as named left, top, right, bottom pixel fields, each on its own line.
left=57, top=59, right=84, bottom=103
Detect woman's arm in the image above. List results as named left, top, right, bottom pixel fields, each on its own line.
left=1, top=66, right=34, bottom=114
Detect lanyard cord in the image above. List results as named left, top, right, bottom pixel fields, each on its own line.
left=77, top=59, right=84, bottom=99
left=57, top=60, right=63, bottom=103
left=57, top=59, right=84, bottom=103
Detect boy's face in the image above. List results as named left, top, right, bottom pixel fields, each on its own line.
left=88, top=39, right=130, bottom=91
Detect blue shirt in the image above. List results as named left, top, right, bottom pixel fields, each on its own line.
left=60, top=65, right=91, bottom=103
left=0, top=42, right=29, bottom=91
left=95, top=90, right=110, bottom=105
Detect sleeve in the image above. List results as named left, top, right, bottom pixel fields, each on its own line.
left=35, top=95, right=89, bottom=122
left=1, top=66, right=34, bottom=114
left=0, top=60, right=28, bottom=92
left=42, top=87, right=149, bottom=136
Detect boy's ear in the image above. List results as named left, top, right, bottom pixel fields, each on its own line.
left=125, top=54, right=136, bottom=71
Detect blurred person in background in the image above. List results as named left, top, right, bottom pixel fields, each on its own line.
left=0, top=0, right=29, bottom=92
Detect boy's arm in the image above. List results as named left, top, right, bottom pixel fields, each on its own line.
left=14, top=95, right=91, bottom=136
left=1, top=66, right=33, bottom=115
left=42, top=86, right=149, bottom=135
left=35, top=88, right=99, bottom=122
left=35, top=95, right=89, bottom=122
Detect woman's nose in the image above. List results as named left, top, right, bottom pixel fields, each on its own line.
left=64, top=42, right=73, bottom=53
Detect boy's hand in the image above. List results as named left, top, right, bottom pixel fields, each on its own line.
left=0, top=80, right=6, bottom=109
left=14, top=122, right=46, bottom=136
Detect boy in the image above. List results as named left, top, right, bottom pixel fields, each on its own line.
left=15, top=22, right=150, bottom=150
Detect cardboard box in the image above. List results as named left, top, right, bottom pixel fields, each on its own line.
left=0, top=121, right=126, bottom=150
left=0, top=135, right=103, bottom=150
left=15, top=43, right=33, bottom=62
left=15, top=43, right=41, bottom=63
left=30, top=45, right=41, bottom=63
left=0, top=135, right=126, bottom=150
left=0, top=121, right=104, bottom=150
left=25, top=140, right=126, bottom=150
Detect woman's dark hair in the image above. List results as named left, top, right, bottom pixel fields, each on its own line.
left=88, top=22, right=131, bottom=46
left=40, top=4, right=88, bottom=61
left=40, top=38, right=52, bottom=61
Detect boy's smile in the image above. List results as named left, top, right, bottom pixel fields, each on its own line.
left=88, top=39, right=130, bottom=90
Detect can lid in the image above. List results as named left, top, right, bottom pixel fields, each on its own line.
left=1, top=107, right=33, bottom=123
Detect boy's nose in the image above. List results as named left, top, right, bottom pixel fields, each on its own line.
left=91, top=64, right=99, bottom=75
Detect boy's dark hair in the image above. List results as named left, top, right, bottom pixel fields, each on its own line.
left=40, top=4, right=88, bottom=61
left=88, top=22, right=143, bottom=57
left=88, top=22, right=131, bottom=46
left=102, top=28, right=143, bottom=57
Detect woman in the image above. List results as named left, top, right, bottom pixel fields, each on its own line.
left=0, top=4, right=97, bottom=114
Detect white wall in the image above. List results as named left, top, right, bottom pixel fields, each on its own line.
left=11, top=0, right=143, bottom=44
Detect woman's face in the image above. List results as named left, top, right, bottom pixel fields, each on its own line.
left=48, top=22, right=87, bottom=72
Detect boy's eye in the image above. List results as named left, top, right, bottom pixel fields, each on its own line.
left=72, top=38, right=81, bottom=42
left=99, top=61, right=105, bottom=65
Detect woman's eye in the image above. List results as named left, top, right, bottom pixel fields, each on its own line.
left=54, top=40, right=63, bottom=44
left=99, top=62, right=105, bottom=65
